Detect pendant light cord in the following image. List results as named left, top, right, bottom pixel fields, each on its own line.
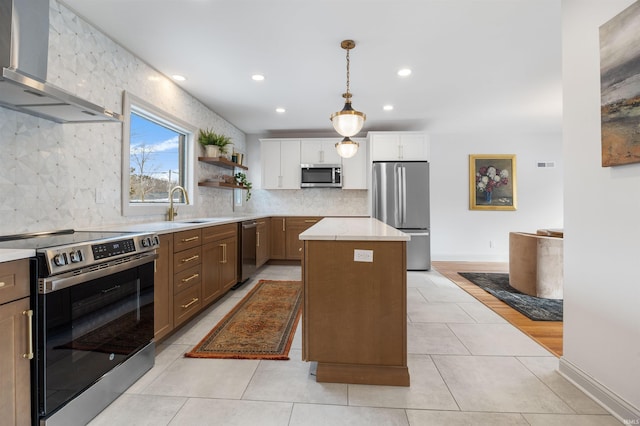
left=343, top=49, right=351, bottom=102
left=345, top=47, right=351, bottom=99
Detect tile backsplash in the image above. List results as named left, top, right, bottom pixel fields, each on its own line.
left=0, top=1, right=245, bottom=235
left=0, top=1, right=369, bottom=237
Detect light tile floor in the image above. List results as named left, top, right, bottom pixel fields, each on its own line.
left=89, top=265, right=621, bottom=425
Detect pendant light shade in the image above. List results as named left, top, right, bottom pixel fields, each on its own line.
left=335, top=137, right=359, bottom=159
left=331, top=102, right=366, bottom=137
left=331, top=40, right=366, bottom=157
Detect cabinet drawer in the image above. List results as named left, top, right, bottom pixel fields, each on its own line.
left=173, top=264, right=202, bottom=295
left=202, top=223, right=238, bottom=243
left=173, top=284, right=201, bottom=327
left=0, top=259, right=30, bottom=305
left=173, top=246, right=202, bottom=274
left=286, top=217, right=322, bottom=227
left=174, top=229, right=202, bottom=252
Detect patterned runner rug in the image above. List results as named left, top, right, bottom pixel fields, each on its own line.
left=185, top=280, right=302, bottom=360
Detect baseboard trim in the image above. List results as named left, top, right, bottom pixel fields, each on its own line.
left=558, top=357, right=640, bottom=424
left=432, top=254, right=508, bottom=262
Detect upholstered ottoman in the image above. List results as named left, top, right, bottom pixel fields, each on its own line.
left=508, top=232, right=563, bottom=299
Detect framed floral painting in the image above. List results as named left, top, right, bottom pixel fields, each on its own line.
left=469, top=154, right=517, bottom=211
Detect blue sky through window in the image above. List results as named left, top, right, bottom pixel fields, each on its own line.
left=130, top=112, right=181, bottom=183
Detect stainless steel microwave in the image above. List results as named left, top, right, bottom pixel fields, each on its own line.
left=300, top=164, right=342, bottom=188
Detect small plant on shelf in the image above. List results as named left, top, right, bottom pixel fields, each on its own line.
left=234, top=172, right=252, bottom=201
left=198, top=128, right=233, bottom=156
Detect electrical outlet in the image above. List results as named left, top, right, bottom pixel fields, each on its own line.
left=354, top=249, right=373, bottom=262
left=489, top=240, right=494, bottom=248
left=95, top=188, right=105, bottom=204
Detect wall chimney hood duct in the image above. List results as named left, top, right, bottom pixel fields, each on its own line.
left=0, top=0, right=122, bottom=123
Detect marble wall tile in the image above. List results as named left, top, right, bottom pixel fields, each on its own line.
left=0, top=1, right=246, bottom=235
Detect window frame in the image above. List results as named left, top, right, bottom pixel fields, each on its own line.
left=121, top=91, right=197, bottom=217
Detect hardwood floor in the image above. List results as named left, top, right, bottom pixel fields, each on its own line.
left=432, top=261, right=563, bottom=357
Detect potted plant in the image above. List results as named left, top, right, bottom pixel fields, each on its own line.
left=198, top=128, right=233, bottom=158
left=234, top=172, right=252, bottom=201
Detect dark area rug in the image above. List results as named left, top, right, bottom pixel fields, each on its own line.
left=185, top=280, right=302, bottom=360
left=458, top=272, right=563, bottom=321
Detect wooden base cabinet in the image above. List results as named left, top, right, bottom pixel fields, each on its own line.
left=302, top=240, right=409, bottom=386
left=154, top=234, right=173, bottom=341
left=256, top=218, right=270, bottom=268
left=173, top=229, right=202, bottom=327
left=285, top=217, right=321, bottom=260
left=202, top=223, right=238, bottom=305
left=270, top=216, right=321, bottom=261
left=0, top=259, right=32, bottom=426
left=270, top=217, right=286, bottom=259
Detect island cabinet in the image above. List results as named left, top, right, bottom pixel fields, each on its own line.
left=154, top=234, right=174, bottom=341
left=256, top=218, right=270, bottom=268
left=300, top=218, right=410, bottom=386
left=202, top=223, right=238, bottom=305
left=270, top=216, right=322, bottom=260
left=172, top=228, right=203, bottom=327
left=0, top=259, right=32, bottom=426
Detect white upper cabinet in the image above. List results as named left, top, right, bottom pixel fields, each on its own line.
left=342, top=138, right=368, bottom=189
left=369, top=131, right=429, bottom=161
left=260, top=139, right=301, bottom=189
left=300, top=138, right=343, bottom=165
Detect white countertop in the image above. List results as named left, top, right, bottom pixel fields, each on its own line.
left=89, top=215, right=268, bottom=234
left=299, top=218, right=409, bottom=241
left=0, top=248, right=35, bottom=263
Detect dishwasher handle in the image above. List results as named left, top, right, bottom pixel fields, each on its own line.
left=242, top=221, right=257, bottom=229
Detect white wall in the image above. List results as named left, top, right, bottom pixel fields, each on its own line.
left=0, top=0, right=245, bottom=236
left=561, top=0, right=640, bottom=422
left=430, top=131, right=564, bottom=261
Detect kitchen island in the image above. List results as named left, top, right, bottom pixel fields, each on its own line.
left=299, top=217, right=410, bottom=386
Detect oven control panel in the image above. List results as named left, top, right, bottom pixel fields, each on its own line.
left=92, top=238, right=136, bottom=260
left=45, top=233, right=159, bottom=274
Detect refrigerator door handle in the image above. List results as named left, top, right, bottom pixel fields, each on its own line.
left=395, top=165, right=402, bottom=225
left=401, top=166, right=407, bottom=225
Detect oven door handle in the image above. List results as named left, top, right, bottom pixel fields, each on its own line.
left=39, top=252, right=158, bottom=294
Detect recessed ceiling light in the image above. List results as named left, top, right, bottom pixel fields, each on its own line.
left=252, top=74, right=265, bottom=81
left=276, top=107, right=286, bottom=113
left=397, top=68, right=412, bottom=77
left=383, top=105, right=394, bottom=111
left=171, top=74, right=186, bottom=81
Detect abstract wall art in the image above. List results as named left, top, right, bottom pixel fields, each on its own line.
left=600, top=1, right=640, bottom=167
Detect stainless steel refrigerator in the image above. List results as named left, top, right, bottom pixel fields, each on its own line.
left=372, top=161, right=431, bottom=270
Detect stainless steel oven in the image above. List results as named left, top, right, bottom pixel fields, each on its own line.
left=0, top=230, right=159, bottom=426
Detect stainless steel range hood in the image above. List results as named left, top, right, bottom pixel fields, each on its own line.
left=0, top=0, right=122, bottom=123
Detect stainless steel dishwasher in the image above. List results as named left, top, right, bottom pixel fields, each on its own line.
left=239, top=219, right=257, bottom=283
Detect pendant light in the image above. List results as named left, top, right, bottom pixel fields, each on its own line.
left=331, top=40, right=366, bottom=158
left=335, top=137, right=359, bottom=159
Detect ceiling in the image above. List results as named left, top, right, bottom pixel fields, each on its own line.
left=60, top=0, right=562, bottom=137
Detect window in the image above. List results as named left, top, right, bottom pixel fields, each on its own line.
left=122, top=92, right=196, bottom=216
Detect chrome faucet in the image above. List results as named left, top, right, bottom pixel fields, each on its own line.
left=168, top=186, right=190, bottom=221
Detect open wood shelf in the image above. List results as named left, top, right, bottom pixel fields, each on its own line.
left=198, top=181, right=248, bottom=190
left=198, top=156, right=248, bottom=170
